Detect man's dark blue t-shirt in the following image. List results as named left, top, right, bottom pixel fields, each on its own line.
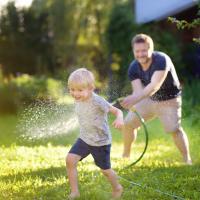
left=128, top=51, right=181, bottom=101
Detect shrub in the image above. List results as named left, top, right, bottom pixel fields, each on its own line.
left=182, top=79, right=200, bottom=126
left=0, top=74, right=65, bottom=114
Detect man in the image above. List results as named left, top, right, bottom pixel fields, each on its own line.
left=121, top=33, right=192, bottom=164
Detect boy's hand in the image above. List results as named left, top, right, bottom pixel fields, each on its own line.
left=109, top=105, right=124, bottom=129
left=112, top=118, right=124, bottom=129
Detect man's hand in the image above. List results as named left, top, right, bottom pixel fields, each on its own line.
left=120, top=95, right=136, bottom=109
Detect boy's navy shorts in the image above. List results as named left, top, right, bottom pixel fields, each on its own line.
left=69, top=138, right=111, bottom=170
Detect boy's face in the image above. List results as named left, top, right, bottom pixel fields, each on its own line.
left=69, top=86, right=93, bottom=102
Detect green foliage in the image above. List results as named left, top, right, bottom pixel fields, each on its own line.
left=150, top=28, right=184, bottom=76
left=0, top=0, right=124, bottom=80
left=0, top=74, right=65, bottom=113
left=0, top=2, right=55, bottom=75
left=182, top=80, right=200, bottom=126
left=106, top=2, right=134, bottom=58
left=0, top=83, right=18, bottom=114
left=105, top=1, right=137, bottom=99
left=168, top=17, right=200, bottom=30
left=30, top=0, right=119, bottom=77
left=168, top=2, right=200, bottom=44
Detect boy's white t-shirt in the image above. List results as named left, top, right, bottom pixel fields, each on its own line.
left=75, top=92, right=112, bottom=146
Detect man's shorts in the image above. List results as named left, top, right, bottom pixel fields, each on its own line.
left=124, top=96, right=182, bottom=133
left=69, top=138, right=111, bottom=170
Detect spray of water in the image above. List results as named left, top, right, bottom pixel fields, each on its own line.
left=17, top=100, right=78, bottom=140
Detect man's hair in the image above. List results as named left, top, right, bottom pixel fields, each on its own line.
left=68, top=68, right=95, bottom=89
left=131, top=33, right=154, bottom=51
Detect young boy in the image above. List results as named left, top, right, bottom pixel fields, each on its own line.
left=66, top=68, right=123, bottom=199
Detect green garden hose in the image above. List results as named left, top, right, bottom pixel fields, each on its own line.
left=112, top=97, right=149, bottom=167
left=126, top=108, right=149, bottom=168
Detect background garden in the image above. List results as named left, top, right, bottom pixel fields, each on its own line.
left=0, top=0, right=200, bottom=199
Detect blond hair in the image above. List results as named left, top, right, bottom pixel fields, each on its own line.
left=131, top=33, right=154, bottom=51
left=68, top=68, right=95, bottom=89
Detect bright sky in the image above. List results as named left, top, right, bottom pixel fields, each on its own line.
left=0, top=0, right=33, bottom=10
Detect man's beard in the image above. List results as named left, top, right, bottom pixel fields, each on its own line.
left=139, top=56, right=151, bottom=64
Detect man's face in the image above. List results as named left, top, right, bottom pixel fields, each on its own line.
left=133, top=42, right=153, bottom=65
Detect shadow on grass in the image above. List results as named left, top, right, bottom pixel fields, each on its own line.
left=0, top=164, right=110, bottom=200
left=119, top=163, right=200, bottom=200
left=0, top=165, right=66, bottom=182
left=1, top=162, right=200, bottom=200
left=0, top=165, right=68, bottom=200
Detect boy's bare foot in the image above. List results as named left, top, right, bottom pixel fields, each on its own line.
left=68, top=192, right=80, bottom=199
left=112, top=185, right=123, bottom=199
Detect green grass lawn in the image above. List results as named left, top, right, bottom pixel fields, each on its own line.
left=0, top=111, right=200, bottom=200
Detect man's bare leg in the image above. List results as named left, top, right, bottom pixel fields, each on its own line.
left=122, top=126, right=138, bottom=158
left=172, top=128, right=192, bottom=164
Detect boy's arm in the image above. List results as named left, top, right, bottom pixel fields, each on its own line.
left=109, top=105, right=124, bottom=129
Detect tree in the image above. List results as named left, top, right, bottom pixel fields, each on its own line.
left=168, top=3, right=200, bottom=44
left=31, top=0, right=117, bottom=76
left=0, top=2, right=55, bottom=75
left=105, top=1, right=137, bottom=99
left=168, top=2, right=200, bottom=78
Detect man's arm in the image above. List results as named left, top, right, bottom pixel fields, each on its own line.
left=131, top=79, right=144, bottom=94
left=122, top=69, right=168, bottom=109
